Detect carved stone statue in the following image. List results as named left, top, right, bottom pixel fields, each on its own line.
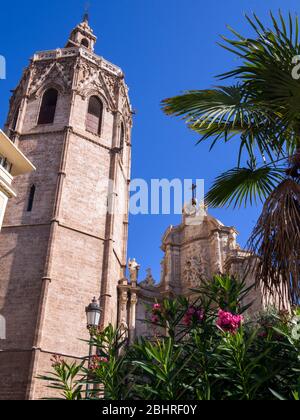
left=119, top=318, right=129, bottom=339
left=128, top=258, right=140, bottom=284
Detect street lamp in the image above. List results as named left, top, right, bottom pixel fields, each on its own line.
left=85, top=297, right=101, bottom=399
left=85, top=297, right=101, bottom=328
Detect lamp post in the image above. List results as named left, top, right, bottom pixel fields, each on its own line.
left=86, top=297, right=101, bottom=329
left=85, top=297, right=101, bottom=399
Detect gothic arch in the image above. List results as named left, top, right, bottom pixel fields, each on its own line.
left=82, top=88, right=110, bottom=110
left=81, top=38, right=90, bottom=48
left=37, top=88, right=59, bottom=125
left=29, top=62, right=72, bottom=99
left=36, top=81, right=64, bottom=100
left=78, top=70, right=116, bottom=111
left=86, top=95, right=104, bottom=136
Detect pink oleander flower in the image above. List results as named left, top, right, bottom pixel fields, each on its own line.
left=151, top=314, right=160, bottom=324
left=217, top=309, right=243, bottom=334
left=183, top=307, right=205, bottom=327
left=183, top=313, right=192, bottom=326
left=152, top=303, right=161, bottom=312
left=89, top=355, right=108, bottom=371
left=187, top=307, right=196, bottom=316
left=196, top=309, right=205, bottom=321
left=258, top=330, right=268, bottom=339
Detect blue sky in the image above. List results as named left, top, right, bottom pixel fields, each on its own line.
left=0, top=0, right=298, bottom=281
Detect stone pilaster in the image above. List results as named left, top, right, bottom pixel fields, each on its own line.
left=129, top=291, right=138, bottom=344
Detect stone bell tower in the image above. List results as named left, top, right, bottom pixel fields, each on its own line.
left=0, top=16, right=132, bottom=400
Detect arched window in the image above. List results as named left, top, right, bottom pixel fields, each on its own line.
left=120, top=123, right=125, bottom=150
left=27, top=185, right=36, bottom=212
left=81, top=38, right=89, bottom=48
left=38, top=88, right=58, bottom=125
left=86, top=96, right=103, bottom=135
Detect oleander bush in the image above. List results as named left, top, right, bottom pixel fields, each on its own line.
left=39, top=274, right=300, bottom=400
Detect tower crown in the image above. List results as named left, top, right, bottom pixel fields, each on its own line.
left=66, top=16, right=97, bottom=52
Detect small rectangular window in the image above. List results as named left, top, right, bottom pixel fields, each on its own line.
left=27, top=185, right=36, bottom=212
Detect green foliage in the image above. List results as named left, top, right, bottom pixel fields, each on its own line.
left=84, top=325, right=133, bottom=400
left=38, top=357, right=84, bottom=400
left=39, top=275, right=300, bottom=401
left=206, top=166, right=284, bottom=208
left=196, top=274, right=255, bottom=313
left=129, top=338, right=192, bottom=400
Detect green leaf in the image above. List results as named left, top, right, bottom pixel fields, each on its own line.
left=205, top=166, right=284, bottom=208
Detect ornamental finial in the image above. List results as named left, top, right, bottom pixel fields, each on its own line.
left=83, top=1, right=90, bottom=23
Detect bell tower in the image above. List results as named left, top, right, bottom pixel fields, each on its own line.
left=0, top=17, right=133, bottom=400
left=66, top=14, right=97, bottom=51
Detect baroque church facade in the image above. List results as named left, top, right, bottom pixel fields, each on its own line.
left=0, top=17, right=262, bottom=400
left=126, top=205, right=263, bottom=340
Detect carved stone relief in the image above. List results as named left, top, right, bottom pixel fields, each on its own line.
left=183, top=256, right=208, bottom=287
left=28, top=60, right=74, bottom=98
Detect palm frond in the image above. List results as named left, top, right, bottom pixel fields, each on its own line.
left=162, top=85, right=282, bottom=163
left=205, top=166, right=284, bottom=208
left=162, top=85, right=265, bottom=128
left=248, top=179, right=300, bottom=306
left=219, top=11, right=300, bottom=135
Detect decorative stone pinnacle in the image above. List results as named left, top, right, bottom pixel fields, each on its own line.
left=83, top=0, right=90, bottom=23
left=83, top=12, right=89, bottom=24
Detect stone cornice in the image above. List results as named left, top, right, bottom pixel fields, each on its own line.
left=32, top=47, right=124, bottom=79
left=161, top=222, right=239, bottom=250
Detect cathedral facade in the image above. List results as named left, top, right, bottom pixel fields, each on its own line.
left=0, top=18, right=264, bottom=400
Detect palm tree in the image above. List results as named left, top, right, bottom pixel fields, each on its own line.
left=162, top=12, right=300, bottom=306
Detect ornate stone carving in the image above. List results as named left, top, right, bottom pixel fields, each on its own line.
left=75, top=60, right=117, bottom=109
left=119, top=319, right=129, bottom=338
left=28, top=60, right=74, bottom=98
left=140, top=268, right=155, bottom=287
left=183, top=256, right=207, bottom=287
left=102, top=71, right=117, bottom=94
left=77, top=62, right=99, bottom=91
left=120, top=290, right=128, bottom=313
left=130, top=292, right=138, bottom=305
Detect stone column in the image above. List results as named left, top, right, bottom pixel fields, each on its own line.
left=213, top=231, right=223, bottom=274
left=118, top=279, right=129, bottom=338
left=129, top=291, right=138, bottom=344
